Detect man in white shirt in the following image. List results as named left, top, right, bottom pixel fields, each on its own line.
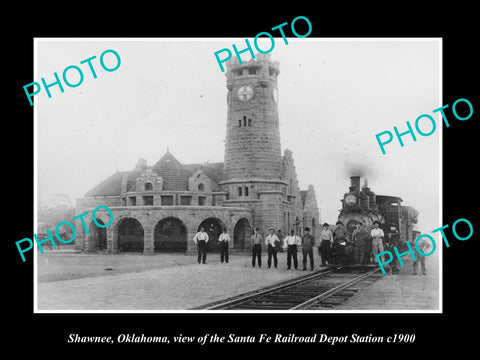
left=193, top=227, right=209, bottom=264
left=283, top=229, right=301, bottom=270
left=370, top=221, right=385, bottom=263
left=265, top=228, right=280, bottom=269
left=218, top=227, right=231, bottom=264
left=319, top=223, right=333, bottom=266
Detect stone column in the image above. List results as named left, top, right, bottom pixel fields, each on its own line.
left=186, top=228, right=197, bottom=255
left=143, top=225, right=154, bottom=255
left=106, top=227, right=115, bottom=254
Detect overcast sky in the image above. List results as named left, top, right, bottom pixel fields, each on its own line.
left=36, top=38, right=440, bottom=233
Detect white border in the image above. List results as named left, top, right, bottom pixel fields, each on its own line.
left=33, top=37, right=443, bottom=314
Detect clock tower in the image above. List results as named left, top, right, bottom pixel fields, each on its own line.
left=222, top=53, right=282, bottom=181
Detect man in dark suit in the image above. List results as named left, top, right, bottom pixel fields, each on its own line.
left=301, top=227, right=315, bottom=271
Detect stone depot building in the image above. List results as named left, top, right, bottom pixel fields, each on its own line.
left=75, top=54, right=320, bottom=254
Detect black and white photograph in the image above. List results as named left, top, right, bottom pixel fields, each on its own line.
left=34, top=38, right=440, bottom=312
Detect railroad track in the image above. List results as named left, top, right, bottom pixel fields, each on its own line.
left=196, top=266, right=382, bottom=310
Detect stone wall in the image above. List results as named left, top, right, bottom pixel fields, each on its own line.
left=75, top=205, right=253, bottom=255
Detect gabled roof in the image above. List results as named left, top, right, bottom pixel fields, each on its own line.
left=84, top=150, right=225, bottom=197
left=151, top=151, right=194, bottom=191
left=184, top=162, right=224, bottom=184
left=84, top=171, right=125, bottom=197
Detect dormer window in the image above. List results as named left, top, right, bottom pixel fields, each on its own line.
left=144, top=182, right=153, bottom=191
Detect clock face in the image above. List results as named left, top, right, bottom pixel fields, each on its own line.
left=237, top=85, right=254, bottom=102
left=345, top=194, right=356, bottom=206
left=273, top=87, right=278, bottom=104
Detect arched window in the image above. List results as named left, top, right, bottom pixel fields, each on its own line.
left=144, top=182, right=153, bottom=191
left=198, top=183, right=205, bottom=192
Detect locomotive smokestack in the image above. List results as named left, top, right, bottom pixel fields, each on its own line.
left=350, top=176, right=360, bottom=193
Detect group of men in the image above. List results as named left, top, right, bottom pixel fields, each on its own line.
left=318, top=220, right=427, bottom=275
left=319, top=221, right=381, bottom=268
left=192, top=226, right=315, bottom=271
left=192, top=221, right=427, bottom=275
left=250, top=227, right=316, bottom=271
left=192, top=226, right=230, bottom=264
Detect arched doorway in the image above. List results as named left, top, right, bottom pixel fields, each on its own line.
left=118, top=218, right=144, bottom=252
left=198, top=218, right=223, bottom=253
left=88, top=219, right=107, bottom=252
left=234, top=218, right=251, bottom=250
left=154, top=217, right=187, bottom=252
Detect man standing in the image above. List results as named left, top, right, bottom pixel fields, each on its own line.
left=370, top=221, right=385, bottom=264
left=193, top=227, right=209, bottom=264
left=301, top=227, right=315, bottom=271
left=352, top=223, right=368, bottom=265
left=276, top=229, right=285, bottom=253
left=218, top=227, right=231, bottom=264
left=384, top=231, right=400, bottom=274
left=283, top=229, right=301, bottom=270
left=265, top=228, right=280, bottom=269
left=333, top=221, right=348, bottom=265
left=413, top=236, right=429, bottom=275
left=251, top=227, right=262, bottom=268
left=319, top=223, right=333, bottom=266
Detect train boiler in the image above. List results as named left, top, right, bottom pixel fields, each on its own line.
left=338, top=176, right=419, bottom=247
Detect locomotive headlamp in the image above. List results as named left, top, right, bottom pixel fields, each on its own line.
left=345, top=194, right=356, bottom=206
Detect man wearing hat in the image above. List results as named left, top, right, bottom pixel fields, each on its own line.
left=283, top=229, right=301, bottom=270
left=265, top=227, right=280, bottom=269
left=218, top=227, right=231, bottom=264
left=333, top=221, right=348, bottom=265
left=301, top=227, right=315, bottom=271
left=319, top=223, right=333, bottom=266
left=352, top=222, right=368, bottom=265
left=251, top=227, right=263, bottom=268
left=193, top=226, right=209, bottom=264
left=370, top=221, right=385, bottom=264
left=412, top=235, right=429, bottom=275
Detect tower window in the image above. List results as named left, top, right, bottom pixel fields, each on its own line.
left=244, top=186, right=249, bottom=197
left=238, top=187, right=242, bottom=197
left=239, top=116, right=252, bottom=128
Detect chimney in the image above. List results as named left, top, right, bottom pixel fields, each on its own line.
left=349, top=176, right=360, bottom=193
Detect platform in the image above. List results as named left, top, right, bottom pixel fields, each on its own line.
left=37, top=251, right=308, bottom=311
left=36, top=251, right=440, bottom=311
left=335, top=253, right=440, bottom=311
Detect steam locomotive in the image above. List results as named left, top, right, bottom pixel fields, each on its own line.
left=338, top=176, right=419, bottom=248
